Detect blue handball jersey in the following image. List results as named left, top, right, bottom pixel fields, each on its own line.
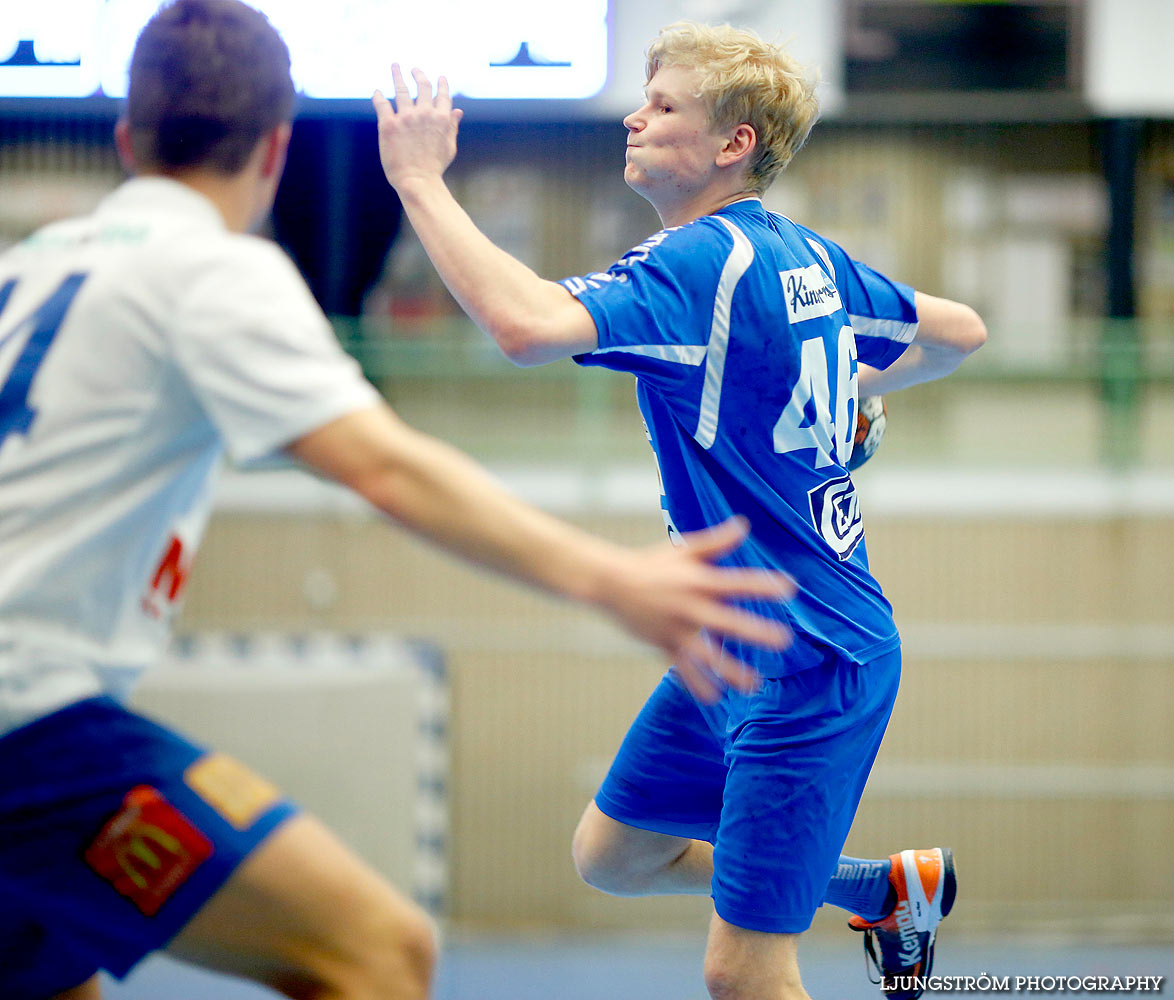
left=563, top=198, right=918, bottom=674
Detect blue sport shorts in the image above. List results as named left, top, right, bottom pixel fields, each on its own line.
left=0, top=696, right=299, bottom=999
left=594, top=642, right=901, bottom=933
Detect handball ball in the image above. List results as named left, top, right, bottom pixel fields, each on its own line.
left=847, top=396, right=886, bottom=471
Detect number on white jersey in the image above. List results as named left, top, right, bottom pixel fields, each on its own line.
left=0, top=273, right=88, bottom=448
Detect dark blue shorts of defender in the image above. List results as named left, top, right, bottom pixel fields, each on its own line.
left=594, top=642, right=901, bottom=934
left=0, top=696, right=299, bottom=1000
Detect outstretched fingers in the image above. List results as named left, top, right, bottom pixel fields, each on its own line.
left=678, top=516, right=751, bottom=560
left=435, top=74, right=453, bottom=112
left=372, top=63, right=462, bottom=186
left=651, top=516, right=796, bottom=703
left=390, top=62, right=412, bottom=105
left=383, top=64, right=442, bottom=108
left=672, top=518, right=795, bottom=606
left=698, top=563, right=795, bottom=602
left=678, top=518, right=794, bottom=597
left=411, top=66, right=433, bottom=103
left=688, top=598, right=791, bottom=651
left=371, top=88, right=393, bottom=123
left=674, top=634, right=761, bottom=704
left=371, top=65, right=412, bottom=123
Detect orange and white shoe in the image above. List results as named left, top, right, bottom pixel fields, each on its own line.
left=848, top=848, right=957, bottom=999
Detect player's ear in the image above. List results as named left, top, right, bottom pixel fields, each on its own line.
left=114, top=119, right=137, bottom=174
left=717, top=123, right=756, bottom=169
left=259, top=122, right=293, bottom=180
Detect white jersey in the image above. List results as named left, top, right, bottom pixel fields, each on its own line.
left=0, top=177, right=380, bottom=734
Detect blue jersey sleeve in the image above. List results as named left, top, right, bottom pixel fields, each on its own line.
left=794, top=224, right=918, bottom=371
left=561, top=221, right=730, bottom=390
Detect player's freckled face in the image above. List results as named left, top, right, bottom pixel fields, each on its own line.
left=623, top=65, right=724, bottom=201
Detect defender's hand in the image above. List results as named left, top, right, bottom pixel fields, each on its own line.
left=372, top=64, right=463, bottom=189
left=597, top=517, right=795, bottom=704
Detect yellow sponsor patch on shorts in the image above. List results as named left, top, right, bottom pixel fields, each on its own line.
left=184, top=753, right=283, bottom=830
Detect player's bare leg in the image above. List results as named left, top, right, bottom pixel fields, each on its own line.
left=49, top=975, right=103, bottom=1000
left=167, top=813, right=436, bottom=1000
left=704, top=914, right=809, bottom=1000
left=572, top=801, right=713, bottom=895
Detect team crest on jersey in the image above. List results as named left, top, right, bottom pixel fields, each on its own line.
left=808, top=473, right=864, bottom=560
left=780, top=264, right=843, bottom=324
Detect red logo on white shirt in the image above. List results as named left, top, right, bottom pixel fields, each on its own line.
left=142, top=533, right=190, bottom=618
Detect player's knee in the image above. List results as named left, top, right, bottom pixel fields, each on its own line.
left=704, top=956, right=760, bottom=1000
left=703, top=951, right=806, bottom=1000
left=703, top=957, right=739, bottom=1000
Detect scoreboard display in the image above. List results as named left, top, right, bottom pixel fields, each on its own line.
left=0, top=0, right=610, bottom=102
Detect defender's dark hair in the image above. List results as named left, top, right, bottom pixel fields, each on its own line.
left=126, top=0, right=295, bottom=174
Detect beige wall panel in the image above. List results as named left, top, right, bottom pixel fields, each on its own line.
left=446, top=647, right=664, bottom=925
left=868, top=519, right=1128, bottom=623
left=879, top=658, right=1169, bottom=765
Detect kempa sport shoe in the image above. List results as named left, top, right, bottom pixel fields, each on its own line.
left=848, top=847, right=957, bottom=1000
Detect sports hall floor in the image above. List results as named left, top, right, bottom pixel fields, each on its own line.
left=103, top=930, right=1172, bottom=999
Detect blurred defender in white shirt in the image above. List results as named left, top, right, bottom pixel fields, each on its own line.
left=0, top=177, right=380, bottom=731
left=0, top=2, right=794, bottom=998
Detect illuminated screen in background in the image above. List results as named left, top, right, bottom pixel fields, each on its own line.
left=0, top=0, right=610, bottom=101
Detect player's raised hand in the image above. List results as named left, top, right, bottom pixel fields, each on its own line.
left=596, top=517, right=795, bottom=704
left=372, top=64, right=464, bottom=189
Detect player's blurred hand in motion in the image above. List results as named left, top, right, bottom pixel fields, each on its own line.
left=593, top=517, right=794, bottom=704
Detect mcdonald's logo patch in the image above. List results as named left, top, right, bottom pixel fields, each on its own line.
left=84, top=785, right=212, bottom=916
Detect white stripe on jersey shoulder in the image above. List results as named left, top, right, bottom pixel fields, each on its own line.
left=849, top=313, right=919, bottom=345
left=695, top=216, right=755, bottom=450
left=591, top=343, right=708, bottom=365
left=806, top=238, right=836, bottom=282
